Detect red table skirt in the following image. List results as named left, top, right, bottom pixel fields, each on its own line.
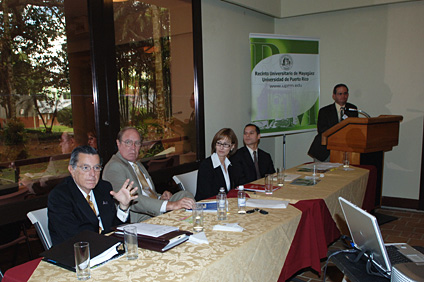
left=278, top=199, right=341, bottom=281
left=2, top=257, right=42, bottom=282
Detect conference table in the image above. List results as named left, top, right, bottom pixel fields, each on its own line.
left=9, top=164, right=370, bottom=282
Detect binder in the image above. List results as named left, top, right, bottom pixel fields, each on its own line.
left=114, top=229, right=192, bottom=253
left=40, top=230, right=124, bottom=272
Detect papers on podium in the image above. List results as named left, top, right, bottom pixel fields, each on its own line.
left=41, top=230, right=124, bottom=272
left=116, top=223, right=192, bottom=252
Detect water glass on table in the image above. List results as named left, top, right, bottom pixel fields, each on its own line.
left=343, top=152, right=350, bottom=170
left=277, top=167, right=285, bottom=186
left=265, top=174, right=273, bottom=195
left=192, top=203, right=204, bottom=232
left=74, top=241, right=90, bottom=280
left=123, top=225, right=139, bottom=260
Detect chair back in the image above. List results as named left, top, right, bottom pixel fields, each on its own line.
left=27, top=208, right=52, bottom=250
left=172, top=170, right=198, bottom=196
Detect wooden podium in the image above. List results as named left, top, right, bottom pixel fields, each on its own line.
left=322, top=115, right=403, bottom=206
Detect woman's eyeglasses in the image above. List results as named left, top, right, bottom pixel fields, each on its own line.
left=216, top=141, right=231, bottom=148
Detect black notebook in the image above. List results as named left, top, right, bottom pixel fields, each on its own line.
left=40, top=230, right=124, bottom=272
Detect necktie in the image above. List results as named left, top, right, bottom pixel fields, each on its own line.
left=132, top=163, right=157, bottom=199
left=86, top=195, right=102, bottom=233
left=340, top=107, right=344, bottom=122
left=253, top=151, right=261, bottom=180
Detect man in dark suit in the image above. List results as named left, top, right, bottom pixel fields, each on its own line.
left=48, top=146, right=138, bottom=246
left=230, top=124, right=275, bottom=185
left=308, top=83, right=358, bottom=162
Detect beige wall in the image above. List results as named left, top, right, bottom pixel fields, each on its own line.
left=202, top=0, right=424, bottom=201
left=201, top=0, right=274, bottom=153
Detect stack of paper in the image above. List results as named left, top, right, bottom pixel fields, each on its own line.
left=117, top=223, right=178, bottom=237
left=246, top=199, right=289, bottom=209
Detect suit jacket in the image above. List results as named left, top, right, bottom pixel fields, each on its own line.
left=102, top=152, right=193, bottom=223
left=308, top=102, right=358, bottom=161
left=102, top=152, right=164, bottom=223
left=48, top=176, right=124, bottom=246
left=195, top=156, right=237, bottom=201
left=230, top=146, right=276, bottom=185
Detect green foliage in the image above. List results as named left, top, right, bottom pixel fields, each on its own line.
left=142, top=142, right=164, bottom=158
left=57, top=107, right=73, bottom=127
left=0, top=0, right=69, bottom=123
left=1, top=118, right=27, bottom=146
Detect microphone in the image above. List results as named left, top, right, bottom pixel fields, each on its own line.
left=343, top=107, right=371, bottom=118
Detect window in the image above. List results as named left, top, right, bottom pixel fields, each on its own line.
left=0, top=0, right=203, bottom=193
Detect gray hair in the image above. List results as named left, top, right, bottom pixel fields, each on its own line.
left=69, top=145, right=100, bottom=168
left=116, top=126, right=143, bottom=142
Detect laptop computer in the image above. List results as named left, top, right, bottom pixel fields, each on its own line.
left=338, top=197, right=424, bottom=276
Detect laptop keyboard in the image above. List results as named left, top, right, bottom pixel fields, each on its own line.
left=386, top=245, right=412, bottom=265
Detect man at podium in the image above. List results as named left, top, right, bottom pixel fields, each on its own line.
left=308, top=83, right=358, bottom=162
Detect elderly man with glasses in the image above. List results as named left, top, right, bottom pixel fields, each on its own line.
left=103, top=127, right=194, bottom=223
left=48, top=145, right=138, bottom=246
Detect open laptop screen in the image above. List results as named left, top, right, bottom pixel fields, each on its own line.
left=338, top=197, right=392, bottom=274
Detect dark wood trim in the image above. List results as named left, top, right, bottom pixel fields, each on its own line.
left=382, top=196, right=420, bottom=210
left=87, top=0, right=121, bottom=165
left=419, top=116, right=424, bottom=210
left=192, top=0, right=206, bottom=161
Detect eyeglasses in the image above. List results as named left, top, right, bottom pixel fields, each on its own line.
left=122, top=139, right=142, bottom=147
left=246, top=208, right=268, bottom=215
left=77, top=165, right=102, bottom=172
left=216, top=141, right=231, bottom=148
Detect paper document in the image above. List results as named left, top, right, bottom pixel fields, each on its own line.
left=244, top=184, right=280, bottom=193
left=297, top=162, right=341, bottom=173
left=91, top=242, right=121, bottom=268
left=117, top=223, right=178, bottom=238
left=246, top=199, right=288, bottom=209
left=273, top=173, right=301, bottom=182
left=186, top=201, right=217, bottom=212
left=213, top=223, right=244, bottom=232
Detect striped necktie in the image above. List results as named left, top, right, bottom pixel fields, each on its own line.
left=86, top=195, right=102, bottom=234
left=132, top=163, right=157, bottom=199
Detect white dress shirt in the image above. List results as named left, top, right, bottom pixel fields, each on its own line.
left=76, top=183, right=129, bottom=230
left=211, top=152, right=231, bottom=191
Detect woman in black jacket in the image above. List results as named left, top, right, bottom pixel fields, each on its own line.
left=195, top=128, right=239, bottom=201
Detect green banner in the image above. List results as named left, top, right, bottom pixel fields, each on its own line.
left=250, top=34, right=320, bottom=136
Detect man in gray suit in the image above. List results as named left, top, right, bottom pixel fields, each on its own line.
left=103, top=127, right=195, bottom=223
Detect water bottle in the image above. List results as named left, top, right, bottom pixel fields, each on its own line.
left=237, top=185, right=246, bottom=214
left=217, top=187, right=227, bottom=220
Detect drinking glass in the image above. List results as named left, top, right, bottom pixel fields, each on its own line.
left=192, top=203, right=204, bottom=232
left=343, top=152, right=350, bottom=170
left=74, top=242, right=90, bottom=280
left=265, top=174, right=273, bottom=194
left=277, top=167, right=285, bottom=186
left=123, top=225, right=139, bottom=260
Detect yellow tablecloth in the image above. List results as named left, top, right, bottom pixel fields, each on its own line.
left=248, top=165, right=369, bottom=232
left=28, top=164, right=369, bottom=281
left=29, top=200, right=301, bottom=282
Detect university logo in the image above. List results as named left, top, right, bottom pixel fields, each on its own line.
left=280, top=55, right=293, bottom=70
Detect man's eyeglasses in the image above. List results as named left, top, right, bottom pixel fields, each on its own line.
left=246, top=208, right=268, bottom=215
left=77, top=165, right=102, bottom=172
left=216, top=141, right=231, bottom=148
left=122, top=139, right=142, bottom=147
